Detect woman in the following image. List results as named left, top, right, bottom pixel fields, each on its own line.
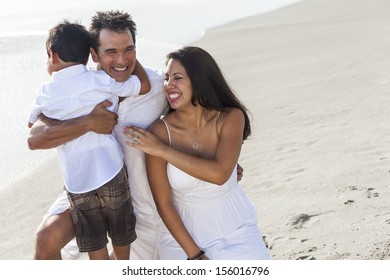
left=124, top=46, right=270, bottom=260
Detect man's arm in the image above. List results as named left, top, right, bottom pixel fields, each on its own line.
left=27, top=100, right=118, bottom=150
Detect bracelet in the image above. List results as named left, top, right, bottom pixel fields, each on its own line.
left=187, top=250, right=205, bottom=260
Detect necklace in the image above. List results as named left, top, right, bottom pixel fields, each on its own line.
left=176, top=110, right=220, bottom=151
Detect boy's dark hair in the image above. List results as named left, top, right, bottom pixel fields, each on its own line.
left=89, top=10, right=137, bottom=52
left=46, top=20, right=90, bottom=64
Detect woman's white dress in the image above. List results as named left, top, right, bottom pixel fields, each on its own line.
left=157, top=161, right=271, bottom=260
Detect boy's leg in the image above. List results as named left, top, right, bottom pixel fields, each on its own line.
left=88, top=246, right=110, bottom=260
left=103, top=167, right=136, bottom=260
left=112, top=244, right=130, bottom=260
left=34, top=209, right=75, bottom=259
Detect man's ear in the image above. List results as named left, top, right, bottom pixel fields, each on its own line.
left=90, top=47, right=99, bottom=63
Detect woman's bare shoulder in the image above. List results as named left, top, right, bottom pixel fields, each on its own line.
left=148, top=115, right=174, bottom=145
left=220, top=107, right=244, bottom=122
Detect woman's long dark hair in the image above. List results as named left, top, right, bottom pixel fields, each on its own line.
left=166, top=46, right=251, bottom=140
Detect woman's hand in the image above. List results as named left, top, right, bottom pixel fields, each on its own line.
left=123, top=126, right=165, bottom=157
left=187, top=250, right=209, bottom=260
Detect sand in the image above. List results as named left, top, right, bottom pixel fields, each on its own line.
left=1, top=0, right=390, bottom=260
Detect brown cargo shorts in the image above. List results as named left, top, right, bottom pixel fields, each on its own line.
left=67, top=167, right=137, bottom=252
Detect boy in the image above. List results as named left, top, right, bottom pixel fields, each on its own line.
left=28, top=20, right=150, bottom=260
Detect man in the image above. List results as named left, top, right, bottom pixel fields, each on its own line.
left=28, top=10, right=168, bottom=260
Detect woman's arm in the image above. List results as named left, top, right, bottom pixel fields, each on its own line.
left=28, top=100, right=118, bottom=150
left=124, top=108, right=245, bottom=185
left=146, top=153, right=205, bottom=259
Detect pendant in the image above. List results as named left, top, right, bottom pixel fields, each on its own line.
left=192, top=143, right=199, bottom=150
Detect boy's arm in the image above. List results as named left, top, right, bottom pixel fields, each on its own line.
left=28, top=100, right=118, bottom=150
left=132, top=60, right=151, bottom=95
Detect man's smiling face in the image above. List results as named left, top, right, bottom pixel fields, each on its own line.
left=91, top=28, right=136, bottom=82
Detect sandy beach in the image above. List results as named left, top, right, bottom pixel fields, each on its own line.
left=1, top=0, right=390, bottom=260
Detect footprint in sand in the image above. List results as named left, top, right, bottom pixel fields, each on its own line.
left=366, top=187, right=379, bottom=198
left=338, top=186, right=379, bottom=204
left=294, top=247, right=318, bottom=260
left=296, top=255, right=316, bottom=260
left=289, top=213, right=320, bottom=229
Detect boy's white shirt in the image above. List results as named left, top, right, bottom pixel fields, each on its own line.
left=28, top=64, right=141, bottom=193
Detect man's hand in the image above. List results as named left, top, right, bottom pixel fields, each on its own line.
left=88, top=100, right=118, bottom=134
left=28, top=100, right=118, bottom=150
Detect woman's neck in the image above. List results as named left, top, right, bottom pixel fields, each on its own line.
left=174, top=107, right=216, bottom=131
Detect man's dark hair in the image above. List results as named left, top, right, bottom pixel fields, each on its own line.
left=46, top=20, right=90, bottom=64
left=89, top=10, right=137, bottom=52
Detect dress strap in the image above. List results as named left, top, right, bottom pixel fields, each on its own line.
left=161, top=118, right=172, bottom=147
left=215, top=111, right=221, bottom=134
